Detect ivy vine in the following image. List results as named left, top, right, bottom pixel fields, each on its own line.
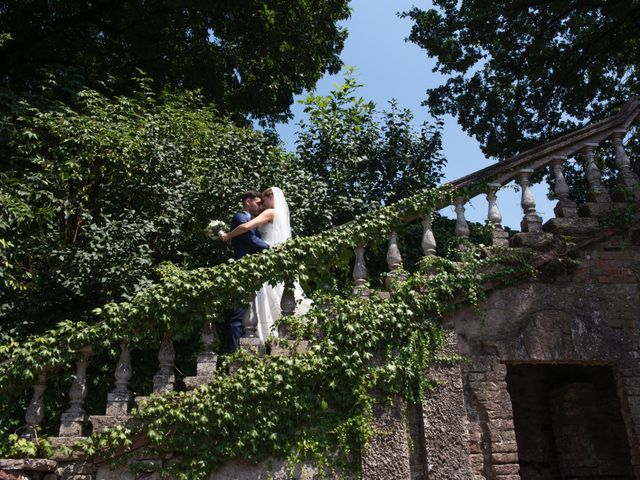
left=0, top=182, right=542, bottom=478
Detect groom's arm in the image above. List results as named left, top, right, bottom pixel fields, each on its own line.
left=231, top=212, right=269, bottom=252
left=246, top=229, right=269, bottom=251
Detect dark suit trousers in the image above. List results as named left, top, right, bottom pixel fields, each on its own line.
left=224, top=306, right=245, bottom=354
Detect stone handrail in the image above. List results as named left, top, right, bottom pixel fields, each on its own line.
left=448, top=95, right=640, bottom=193
left=11, top=96, right=640, bottom=450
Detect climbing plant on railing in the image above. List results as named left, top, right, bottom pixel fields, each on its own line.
left=0, top=172, right=551, bottom=477
left=0, top=182, right=471, bottom=391
left=61, top=245, right=537, bottom=479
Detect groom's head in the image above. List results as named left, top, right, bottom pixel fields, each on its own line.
left=242, top=190, right=262, bottom=216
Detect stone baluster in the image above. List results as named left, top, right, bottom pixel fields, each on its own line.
left=24, top=374, right=46, bottom=439
left=152, top=335, right=175, bottom=393
left=517, top=169, right=542, bottom=233
left=239, top=295, right=263, bottom=354
left=386, top=231, right=405, bottom=288
left=551, top=157, right=578, bottom=218
left=352, top=243, right=370, bottom=297
left=105, top=343, right=132, bottom=416
left=278, top=282, right=296, bottom=337
left=580, top=143, right=612, bottom=204
left=184, top=322, right=218, bottom=390
left=486, top=183, right=509, bottom=247
left=611, top=129, right=639, bottom=193
left=387, top=231, right=403, bottom=272
left=421, top=213, right=437, bottom=257
left=196, top=321, right=217, bottom=377
left=454, top=197, right=470, bottom=246
left=59, top=346, right=92, bottom=437
left=242, top=294, right=259, bottom=339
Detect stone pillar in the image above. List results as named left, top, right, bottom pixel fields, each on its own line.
left=487, top=183, right=509, bottom=247
left=59, top=347, right=92, bottom=437
left=580, top=143, right=612, bottom=204
left=615, top=364, right=640, bottom=478
left=278, top=283, right=296, bottom=337
left=90, top=343, right=134, bottom=433
left=611, top=129, right=639, bottom=198
left=361, top=396, right=412, bottom=480
left=454, top=197, right=470, bottom=240
left=385, top=231, right=405, bottom=288
left=422, top=330, right=472, bottom=479
left=24, top=374, right=46, bottom=439
left=241, top=294, right=259, bottom=339
left=464, top=357, right=521, bottom=480
left=517, top=169, right=542, bottom=233
left=152, top=335, right=175, bottom=393
left=359, top=244, right=413, bottom=479
left=421, top=213, right=437, bottom=257
left=184, top=322, right=218, bottom=390
left=105, top=343, right=132, bottom=416
left=240, top=296, right=263, bottom=354
left=551, top=156, right=578, bottom=218
left=352, top=243, right=370, bottom=298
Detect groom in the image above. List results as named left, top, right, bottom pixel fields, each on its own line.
left=224, top=190, right=269, bottom=353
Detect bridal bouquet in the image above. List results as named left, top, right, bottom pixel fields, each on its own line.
left=205, top=220, right=227, bottom=239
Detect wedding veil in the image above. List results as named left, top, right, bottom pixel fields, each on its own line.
left=270, top=187, right=291, bottom=245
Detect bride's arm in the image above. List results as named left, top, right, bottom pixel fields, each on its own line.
left=219, top=209, right=275, bottom=242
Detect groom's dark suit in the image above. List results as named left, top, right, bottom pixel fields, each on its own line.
left=225, top=211, right=269, bottom=353
left=230, top=211, right=269, bottom=259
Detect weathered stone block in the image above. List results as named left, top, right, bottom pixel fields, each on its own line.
left=493, top=463, right=519, bottom=475
left=510, top=231, right=553, bottom=249
left=195, top=352, right=218, bottom=377
left=238, top=337, right=264, bottom=355
left=89, top=415, right=138, bottom=433
left=105, top=391, right=131, bottom=416
left=0, top=459, right=57, bottom=472
left=183, top=376, right=212, bottom=390
left=543, top=217, right=599, bottom=236
left=59, top=413, right=88, bottom=437
left=152, top=373, right=175, bottom=394
left=580, top=201, right=613, bottom=218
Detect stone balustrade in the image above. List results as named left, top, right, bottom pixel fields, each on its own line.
left=10, top=96, right=640, bottom=458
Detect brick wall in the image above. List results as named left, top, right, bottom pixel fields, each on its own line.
left=445, top=232, right=640, bottom=479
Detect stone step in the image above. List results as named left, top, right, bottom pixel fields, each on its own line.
left=89, top=414, right=140, bottom=434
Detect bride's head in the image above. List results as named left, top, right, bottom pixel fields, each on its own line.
left=261, top=187, right=276, bottom=209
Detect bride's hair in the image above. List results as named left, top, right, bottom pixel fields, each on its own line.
left=261, top=188, right=274, bottom=199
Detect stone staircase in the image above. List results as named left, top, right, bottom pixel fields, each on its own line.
left=2, top=96, right=639, bottom=480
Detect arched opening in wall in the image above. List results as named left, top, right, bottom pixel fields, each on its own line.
left=505, top=364, right=633, bottom=480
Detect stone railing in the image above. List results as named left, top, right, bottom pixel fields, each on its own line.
left=8, top=97, right=640, bottom=463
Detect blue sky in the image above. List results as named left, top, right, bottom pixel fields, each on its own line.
left=275, top=0, right=553, bottom=229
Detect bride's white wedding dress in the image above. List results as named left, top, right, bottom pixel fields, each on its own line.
left=253, top=188, right=312, bottom=343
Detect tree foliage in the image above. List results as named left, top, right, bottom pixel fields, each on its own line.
left=0, top=0, right=350, bottom=123
left=0, top=80, right=324, bottom=344
left=295, top=71, right=446, bottom=228
left=0, top=39, right=451, bottom=475
left=403, top=0, right=640, bottom=159
left=0, top=168, right=539, bottom=475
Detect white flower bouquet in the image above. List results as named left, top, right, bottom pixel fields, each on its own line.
left=205, top=219, right=227, bottom=239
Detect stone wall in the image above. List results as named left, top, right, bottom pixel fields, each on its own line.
left=4, top=232, right=639, bottom=480
left=444, top=232, right=640, bottom=479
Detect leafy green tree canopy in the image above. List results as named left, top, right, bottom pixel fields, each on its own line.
left=0, top=81, right=325, bottom=344
left=403, top=0, right=640, bottom=159
left=295, top=71, right=446, bottom=228
left=0, top=0, right=350, bottom=123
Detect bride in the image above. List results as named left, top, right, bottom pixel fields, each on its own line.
left=220, top=187, right=311, bottom=342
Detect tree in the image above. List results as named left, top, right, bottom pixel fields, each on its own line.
left=0, top=0, right=350, bottom=124
left=403, top=0, right=640, bottom=159
left=295, top=71, right=446, bottom=229
left=0, top=81, right=326, bottom=345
